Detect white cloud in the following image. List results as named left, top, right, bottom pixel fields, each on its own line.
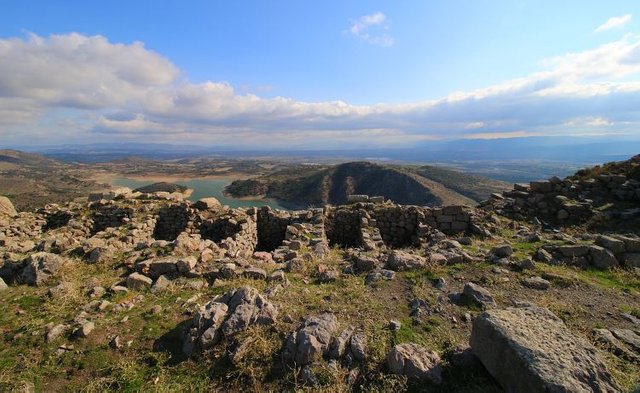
left=2, top=32, right=640, bottom=147
left=347, top=12, right=394, bottom=47
left=595, top=14, right=632, bottom=33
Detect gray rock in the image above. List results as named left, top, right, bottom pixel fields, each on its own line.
left=20, top=252, right=64, bottom=286
left=354, top=256, right=378, bottom=272
left=136, top=258, right=178, bottom=279
left=110, top=285, right=128, bottom=294
left=365, top=269, right=396, bottom=285
left=176, top=256, right=197, bottom=273
left=535, top=248, right=554, bottom=263
left=557, top=244, right=590, bottom=258
left=490, top=244, right=513, bottom=258
left=329, top=326, right=355, bottom=359
left=46, top=324, right=68, bottom=342
left=268, top=270, right=287, bottom=283
left=0, top=277, right=7, bottom=291
left=470, top=306, right=619, bottom=393
left=521, top=276, right=551, bottom=290
left=518, top=258, right=536, bottom=270
left=350, top=332, right=367, bottom=361
left=48, top=282, right=72, bottom=299
left=73, top=321, right=95, bottom=338
left=594, top=329, right=640, bottom=362
left=386, top=250, right=428, bottom=271
left=284, top=313, right=338, bottom=366
left=386, top=343, right=442, bottom=383
left=243, top=267, right=267, bottom=280
left=589, top=245, right=618, bottom=269
left=618, top=235, right=640, bottom=252
left=151, top=275, right=171, bottom=293
left=126, top=272, right=153, bottom=289
left=183, top=286, right=278, bottom=356
left=611, top=329, right=640, bottom=352
left=623, top=253, right=640, bottom=268
left=87, top=247, right=112, bottom=264
left=463, top=282, right=497, bottom=308
left=595, top=235, right=626, bottom=254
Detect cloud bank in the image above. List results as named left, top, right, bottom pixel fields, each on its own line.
left=1, top=32, right=640, bottom=147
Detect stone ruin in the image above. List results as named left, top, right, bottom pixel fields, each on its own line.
left=1, top=188, right=484, bottom=276
left=485, top=158, right=640, bottom=225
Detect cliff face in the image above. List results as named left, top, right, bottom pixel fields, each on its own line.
left=226, top=161, right=508, bottom=208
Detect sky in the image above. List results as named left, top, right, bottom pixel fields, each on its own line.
left=1, top=0, right=640, bottom=148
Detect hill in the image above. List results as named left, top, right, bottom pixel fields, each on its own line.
left=0, top=150, right=106, bottom=211
left=0, top=155, right=638, bottom=392
left=226, top=161, right=509, bottom=208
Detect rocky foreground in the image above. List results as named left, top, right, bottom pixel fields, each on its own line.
left=1, top=157, right=640, bottom=392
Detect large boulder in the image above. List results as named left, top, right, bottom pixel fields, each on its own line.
left=20, top=252, right=64, bottom=286
left=386, top=250, right=428, bottom=271
left=470, top=306, right=618, bottom=392
left=283, top=313, right=338, bottom=366
left=386, top=343, right=442, bottom=384
left=0, top=196, right=17, bottom=217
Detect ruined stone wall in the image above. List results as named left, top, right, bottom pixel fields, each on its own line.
left=256, top=207, right=291, bottom=251
left=424, top=205, right=473, bottom=235
left=42, top=210, right=73, bottom=231
left=490, top=174, right=640, bottom=224
left=372, top=205, right=422, bottom=247
left=215, top=212, right=258, bottom=258
left=153, top=203, right=191, bottom=241
left=90, top=202, right=134, bottom=234
left=325, top=208, right=364, bottom=248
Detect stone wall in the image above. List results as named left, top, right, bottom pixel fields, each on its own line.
left=153, top=204, right=191, bottom=241
left=424, top=205, right=473, bottom=235
left=487, top=173, right=640, bottom=224
left=325, top=208, right=365, bottom=248
left=256, top=207, right=291, bottom=251
left=90, top=202, right=134, bottom=234
left=42, top=210, right=73, bottom=231
left=372, top=205, right=422, bottom=247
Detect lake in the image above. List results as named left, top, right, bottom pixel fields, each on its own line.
left=111, top=177, right=288, bottom=210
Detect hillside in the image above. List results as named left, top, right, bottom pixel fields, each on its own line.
left=0, top=155, right=639, bottom=391
left=226, top=161, right=509, bottom=208
left=0, top=150, right=106, bottom=211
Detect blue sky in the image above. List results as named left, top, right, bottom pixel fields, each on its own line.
left=1, top=1, right=640, bottom=147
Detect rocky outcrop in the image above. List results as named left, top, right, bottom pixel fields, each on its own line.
left=283, top=313, right=338, bottom=366
left=182, top=286, right=278, bottom=356
left=386, top=343, right=442, bottom=383
left=470, top=306, right=619, bottom=392
left=20, top=252, right=65, bottom=286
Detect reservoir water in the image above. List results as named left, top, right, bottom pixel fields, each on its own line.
left=111, top=178, right=288, bottom=210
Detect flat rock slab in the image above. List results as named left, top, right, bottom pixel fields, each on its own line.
left=470, top=306, right=619, bottom=393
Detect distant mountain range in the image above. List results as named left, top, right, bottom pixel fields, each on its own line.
left=13, top=135, right=640, bottom=164
left=225, top=161, right=509, bottom=208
